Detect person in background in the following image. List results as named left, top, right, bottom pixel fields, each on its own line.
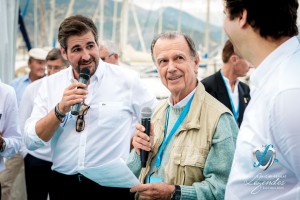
left=128, top=31, right=238, bottom=200
left=20, top=48, right=68, bottom=200
left=10, top=48, right=48, bottom=106
left=222, top=0, right=300, bottom=199
left=201, top=39, right=251, bottom=127
left=24, top=15, right=157, bottom=200
left=0, top=48, right=47, bottom=200
left=99, top=40, right=119, bottom=64
left=0, top=81, right=22, bottom=199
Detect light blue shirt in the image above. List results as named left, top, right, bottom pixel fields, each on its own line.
left=10, top=74, right=31, bottom=107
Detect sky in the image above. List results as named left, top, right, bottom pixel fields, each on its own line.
left=132, top=0, right=224, bottom=26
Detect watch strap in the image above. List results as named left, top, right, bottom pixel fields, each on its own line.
left=171, top=185, right=181, bottom=200
left=54, top=103, right=66, bottom=122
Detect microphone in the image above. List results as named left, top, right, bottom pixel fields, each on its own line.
left=140, top=107, right=152, bottom=168
left=71, top=68, right=90, bottom=115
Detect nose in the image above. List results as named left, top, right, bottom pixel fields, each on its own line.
left=167, top=61, right=176, bottom=72
left=82, top=49, right=91, bottom=61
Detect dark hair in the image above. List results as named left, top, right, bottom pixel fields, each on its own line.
left=58, top=15, right=98, bottom=50
left=222, top=40, right=235, bottom=63
left=46, top=48, right=69, bottom=67
left=224, top=0, right=298, bottom=39
left=150, top=31, right=198, bottom=63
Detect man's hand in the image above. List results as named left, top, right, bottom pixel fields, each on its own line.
left=131, top=183, right=175, bottom=200
left=132, top=123, right=154, bottom=155
left=58, top=82, right=88, bottom=114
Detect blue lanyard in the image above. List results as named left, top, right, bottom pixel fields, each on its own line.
left=220, top=71, right=239, bottom=122
left=155, top=94, right=194, bottom=168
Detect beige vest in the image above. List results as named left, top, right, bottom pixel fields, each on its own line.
left=138, top=83, right=231, bottom=185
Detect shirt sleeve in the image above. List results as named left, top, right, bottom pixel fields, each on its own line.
left=270, top=89, right=300, bottom=181
left=127, top=149, right=142, bottom=178
left=23, top=79, right=49, bottom=150
left=180, top=113, right=238, bottom=200
left=1, top=87, right=22, bottom=158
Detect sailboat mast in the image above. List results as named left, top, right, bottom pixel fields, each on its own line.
left=48, top=0, right=55, bottom=47
left=112, top=0, right=118, bottom=42
left=120, top=0, right=129, bottom=62
left=177, top=0, right=182, bottom=32
left=204, top=0, right=210, bottom=55
left=34, top=0, right=38, bottom=47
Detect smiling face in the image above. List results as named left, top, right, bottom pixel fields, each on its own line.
left=153, top=35, right=199, bottom=104
left=61, top=31, right=99, bottom=79
left=28, top=58, right=46, bottom=81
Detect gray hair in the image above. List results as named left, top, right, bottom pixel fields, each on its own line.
left=150, top=31, right=198, bottom=63
left=98, top=40, right=119, bottom=55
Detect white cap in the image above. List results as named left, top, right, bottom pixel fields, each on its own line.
left=28, top=48, right=48, bottom=60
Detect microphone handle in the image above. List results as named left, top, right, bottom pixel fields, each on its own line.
left=71, top=76, right=89, bottom=115
left=141, top=117, right=151, bottom=168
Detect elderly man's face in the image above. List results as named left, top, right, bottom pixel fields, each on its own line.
left=153, top=36, right=199, bottom=103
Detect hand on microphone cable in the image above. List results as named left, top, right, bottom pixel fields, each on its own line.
left=132, top=123, right=154, bottom=156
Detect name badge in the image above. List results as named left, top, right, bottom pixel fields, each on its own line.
left=149, top=176, right=163, bottom=183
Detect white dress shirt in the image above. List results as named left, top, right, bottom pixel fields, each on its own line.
left=0, top=82, right=22, bottom=171
left=225, top=36, right=300, bottom=199
left=24, top=61, right=157, bottom=175
left=19, top=77, right=52, bottom=161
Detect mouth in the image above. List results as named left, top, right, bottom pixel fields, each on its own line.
left=168, top=75, right=182, bottom=81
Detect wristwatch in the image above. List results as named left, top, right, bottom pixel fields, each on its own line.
left=0, top=137, right=6, bottom=152
left=54, top=103, right=66, bottom=123
left=171, top=185, right=181, bottom=200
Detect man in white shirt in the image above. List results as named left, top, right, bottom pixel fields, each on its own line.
left=0, top=82, right=22, bottom=196
left=223, top=0, right=300, bottom=199
left=24, top=15, right=157, bottom=199
left=20, top=48, right=68, bottom=200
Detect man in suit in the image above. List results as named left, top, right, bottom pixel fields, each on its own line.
left=201, top=40, right=251, bottom=127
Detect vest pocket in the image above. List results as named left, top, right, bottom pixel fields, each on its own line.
left=166, top=148, right=208, bottom=185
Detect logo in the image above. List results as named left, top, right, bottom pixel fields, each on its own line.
left=253, top=144, right=278, bottom=171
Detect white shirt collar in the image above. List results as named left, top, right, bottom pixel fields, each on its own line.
left=168, top=87, right=197, bottom=108
left=68, top=60, right=106, bottom=83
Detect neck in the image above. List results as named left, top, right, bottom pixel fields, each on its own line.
left=221, top=68, right=236, bottom=91
left=29, top=72, right=42, bottom=82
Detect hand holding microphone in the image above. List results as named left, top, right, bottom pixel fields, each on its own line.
left=140, top=107, right=152, bottom=168
left=71, top=68, right=91, bottom=115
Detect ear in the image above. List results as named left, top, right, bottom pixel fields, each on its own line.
left=239, top=9, right=248, bottom=28
left=231, top=54, right=238, bottom=62
left=60, top=47, right=68, bottom=61
left=193, top=55, right=200, bottom=74
left=114, top=53, right=119, bottom=60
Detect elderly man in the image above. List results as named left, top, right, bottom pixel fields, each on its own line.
left=128, top=32, right=238, bottom=200
left=99, top=40, right=119, bottom=64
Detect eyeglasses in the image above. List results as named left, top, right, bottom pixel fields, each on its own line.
left=76, top=103, right=90, bottom=132
left=100, top=53, right=114, bottom=61
left=47, top=65, right=65, bottom=71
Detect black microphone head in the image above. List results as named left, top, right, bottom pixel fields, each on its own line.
left=79, top=68, right=90, bottom=80
left=141, top=107, right=152, bottom=119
